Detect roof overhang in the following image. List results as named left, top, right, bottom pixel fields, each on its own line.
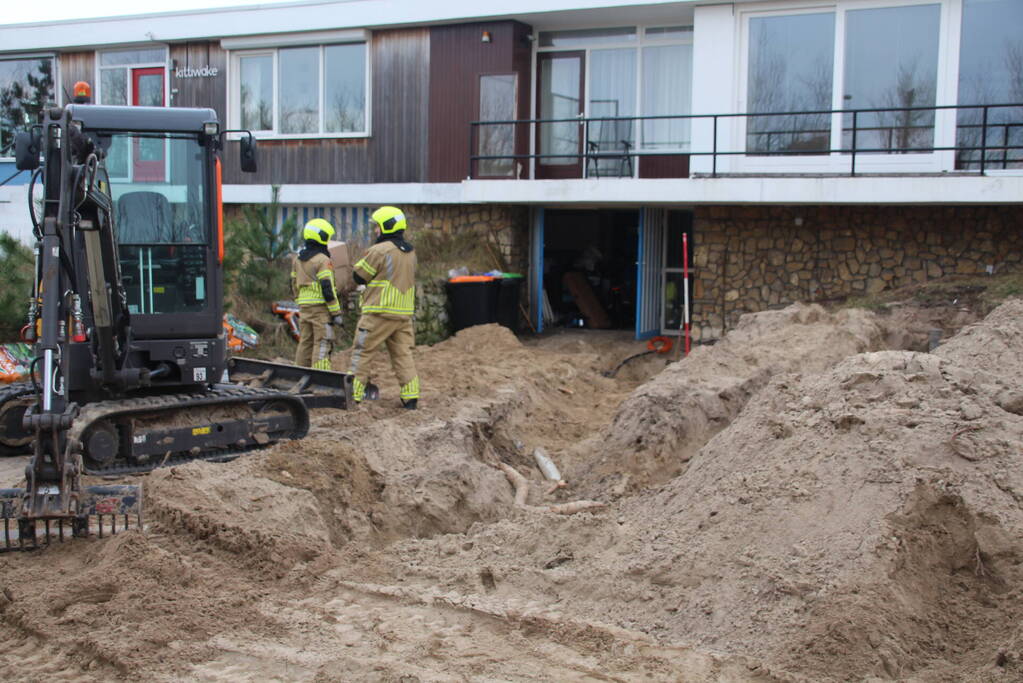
left=0, top=0, right=713, bottom=53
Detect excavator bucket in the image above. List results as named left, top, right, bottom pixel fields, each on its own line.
left=0, top=483, right=142, bottom=551
left=226, top=357, right=378, bottom=406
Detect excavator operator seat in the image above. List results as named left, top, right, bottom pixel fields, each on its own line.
left=116, top=191, right=172, bottom=245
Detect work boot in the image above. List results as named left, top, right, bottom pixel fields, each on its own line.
left=401, top=398, right=418, bottom=411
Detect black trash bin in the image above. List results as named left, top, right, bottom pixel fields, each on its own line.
left=446, top=276, right=499, bottom=332
left=496, top=273, right=524, bottom=332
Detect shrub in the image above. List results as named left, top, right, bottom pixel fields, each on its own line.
left=0, top=232, right=33, bottom=342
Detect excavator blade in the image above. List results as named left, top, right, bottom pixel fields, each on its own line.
left=0, top=483, right=142, bottom=551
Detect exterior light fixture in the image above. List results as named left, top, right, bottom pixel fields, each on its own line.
left=481, top=31, right=492, bottom=43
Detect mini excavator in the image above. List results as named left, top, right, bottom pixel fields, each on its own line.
left=0, top=99, right=361, bottom=550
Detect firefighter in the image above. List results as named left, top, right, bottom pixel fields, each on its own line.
left=349, top=206, right=420, bottom=409
left=292, top=218, right=343, bottom=369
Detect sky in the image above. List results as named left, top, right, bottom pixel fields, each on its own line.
left=2, top=0, right=304, bottom=26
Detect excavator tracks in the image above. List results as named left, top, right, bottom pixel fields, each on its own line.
left=0, top=383, right=34, bottom=457
left=69, top=385, right=310, bottom=476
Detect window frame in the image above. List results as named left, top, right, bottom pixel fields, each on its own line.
left=228, top=41, right=371, bottom=140
left=0, top=52, right=59, bottom=162
left=95, top=46, right=169, bottom=110
left=535, top=24, right=695, bottom=155
left=476, top=72, right=520, bottom=179
left=735, top=0, right=958, bottom=174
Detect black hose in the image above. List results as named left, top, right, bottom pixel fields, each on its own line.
left=0, top=168, right=24, bottom=187
left=603, top=350, right=656, bottom=378
left=28, top=167, right=43, bottom=239
left=28, top=356, right=42, bottom=399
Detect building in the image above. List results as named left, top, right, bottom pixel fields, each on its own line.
left=1, top=0, right=1021, bottom=341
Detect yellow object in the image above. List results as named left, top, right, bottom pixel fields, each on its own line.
left=370, top=206, right=406, bottom=234
left=302, top=218, right=335, bottom=245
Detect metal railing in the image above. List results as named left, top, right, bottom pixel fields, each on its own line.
left=467, top=102, right=1023, bottom=179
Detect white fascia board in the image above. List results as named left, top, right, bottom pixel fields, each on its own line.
left=223, top=183, right=464, bottom=205
left=0, top=0, right=704, bottom=53
left=459, top=176, right=1023, bottom=206
left=224, top=176, right=1023, bottom=206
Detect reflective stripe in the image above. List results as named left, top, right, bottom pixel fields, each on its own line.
left=296, top=273, right=340, bottom=313
left=400, top=376, right=420, bottom=400
left=313, top=358, right=331, bottom=370
left=352, top=377, right=366, bottom=402
left=354, top=258, right=377, bottom=277
left=360, top=280, right=415, bottom=316
left=296, top=283, right=326, bottom=305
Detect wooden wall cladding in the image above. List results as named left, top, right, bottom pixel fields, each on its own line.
left=59, top=52, right=95, bottom=100
left=638, top=154, right=691, bottom=179
left=370, top=28, right=430, bottom=183
left=428, top=21, right=532, bottom=183
left=169, top=42, right=227, bottom=121
left=224, top=28, right=429, bottom=186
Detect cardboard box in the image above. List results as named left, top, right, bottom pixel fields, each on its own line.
left=327, top=240, right=354, bottom=296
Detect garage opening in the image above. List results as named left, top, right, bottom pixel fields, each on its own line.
left=540, top=209, right=639, bottom=330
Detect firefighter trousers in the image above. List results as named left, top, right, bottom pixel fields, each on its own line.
left=295, top=304, right=334, bottom=370
left=348, top=314, right=419, bottom=403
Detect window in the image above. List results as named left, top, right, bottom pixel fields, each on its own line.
left=478, top=74, right=517, bottom=177
left=98, top=48, right=167, bottom=107
left=232, top=42, right=368, bottom=137
left=536, top=25, right=694, bottom=155
left=957, top=0, right=1023, bottom=169
left=744, top=4, right=942, bottom=157
left=842, top=4, right=940, bottom=153
left=747, top=13, right=834, bottom=154
left=0, top=55, right=55, bottom=158
left=643, top=43, right=693, bottom=150
left=107, top=132, right=209, bottom=314
left=539, top=27, right=636, bottom=48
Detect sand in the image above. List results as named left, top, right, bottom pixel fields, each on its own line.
left=0, top=299, right=1020, bottom=681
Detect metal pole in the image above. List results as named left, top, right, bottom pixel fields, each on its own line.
left=851, top=111, right=858, bottom=177
left=712, top=116, right=718, bottom=177
left=980, top=106, right=989, bottom=175
left=682, top=233, right=690, bottom=357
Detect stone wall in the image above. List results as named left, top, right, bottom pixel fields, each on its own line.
left=692, top=205, right=1023, bottom=341
left=414, top=279, right=451, bottom=346
left=402, top=204, right=530, bottom=274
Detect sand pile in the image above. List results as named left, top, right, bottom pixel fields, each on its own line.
left=251, top=324, right=632, bottom=544
left=572, top=303, right=887, bottom=494
left=376, top=299, right=1023, bottom=681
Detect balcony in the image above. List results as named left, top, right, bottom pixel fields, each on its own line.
left=468, top=103, right=1023, bottom=181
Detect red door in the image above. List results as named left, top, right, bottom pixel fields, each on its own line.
left=132, top=67, right=165, bottom=182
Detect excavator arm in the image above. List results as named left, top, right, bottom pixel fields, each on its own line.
left=1, top=107, right=142, bottom=549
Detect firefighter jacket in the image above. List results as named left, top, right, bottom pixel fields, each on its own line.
left=353, top=235, right=416, bottom=320
left=291, top=245, right=341, bottom=314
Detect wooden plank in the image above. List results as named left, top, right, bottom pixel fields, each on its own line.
left=562, top=271, right=611, bottom=329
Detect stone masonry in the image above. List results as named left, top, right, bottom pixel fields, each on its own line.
left=691, top=205, right=1023, bottom=341
left=402, top=204, right=530, bottom=274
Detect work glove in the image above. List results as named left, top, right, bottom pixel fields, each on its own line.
left=332, top=314, right=345, bottom=329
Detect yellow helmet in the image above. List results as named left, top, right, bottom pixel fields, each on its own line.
left=371, top=206, right=407, bottom=234
left=302, top=218, right=335, bottom=245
